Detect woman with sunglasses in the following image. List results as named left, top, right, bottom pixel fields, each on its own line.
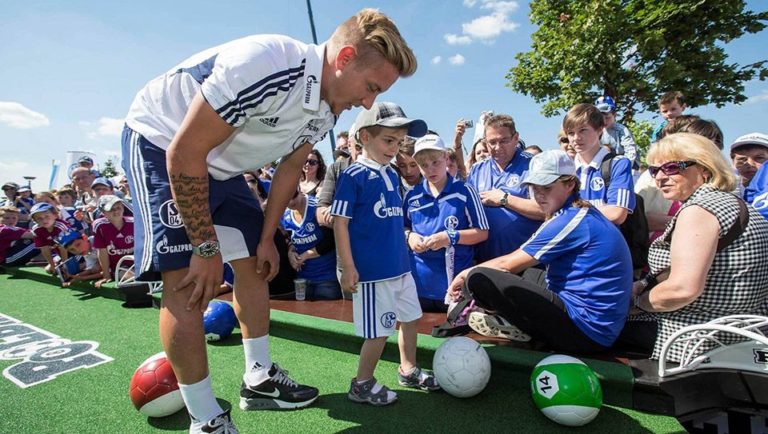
left=299, top=149, right=327, bottom=197
left=618, top=133, right=768, bottom=362
left=447, top=150, right=633, bottom=352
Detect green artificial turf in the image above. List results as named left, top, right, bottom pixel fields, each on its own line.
left=0, top=274, right=684, bottom=433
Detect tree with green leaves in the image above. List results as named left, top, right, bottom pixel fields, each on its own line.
left=508, top=0, right=767, bottom=123
left=100, top=157, right=121, bottom=179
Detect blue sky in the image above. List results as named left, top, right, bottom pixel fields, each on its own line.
left=1, top=0, right=767, bottom=190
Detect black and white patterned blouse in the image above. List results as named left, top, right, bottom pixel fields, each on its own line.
left=629, top=185, right=768, bottom=362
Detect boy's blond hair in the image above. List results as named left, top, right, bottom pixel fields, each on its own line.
left=658, top=91, right=685, bottom=107
left=35, top=191, right=59, bottom=205
left=0, top=205, right=20, bottom=216
left=563, top=103, right=604, bottom=132
left=330, top=9, right=417, bottom=77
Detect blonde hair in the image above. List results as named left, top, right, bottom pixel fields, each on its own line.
left=563, top=103, right=604, bottom=132
left=647, top=133, right=737, bottom=192
left=331, top=9, right=417, bottom=77
left=0, top=205, right=20, bottom=216
left=35, top=191, right=60, bottom=206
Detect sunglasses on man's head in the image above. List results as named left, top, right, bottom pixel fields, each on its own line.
left=648, top=160, right=697, bottom=177
left=559, top=137, right=569, bottom=144
left=304, top=159, right=319, bottom=166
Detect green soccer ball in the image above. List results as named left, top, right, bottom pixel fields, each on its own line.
left=530, top=354, right=603, bottom=427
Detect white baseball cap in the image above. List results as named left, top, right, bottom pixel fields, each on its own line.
left=730, top=132, right=768, bottom=153
left=354, top=102, right=427, bottom=138
left=413, top=134, right=448, bottom=157
left=522, top=150, right=576, bottom=186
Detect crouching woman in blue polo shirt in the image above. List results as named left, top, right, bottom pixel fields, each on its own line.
left=447, top=150, right=633, bottom=353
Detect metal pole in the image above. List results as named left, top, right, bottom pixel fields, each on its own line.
left=305, top=0, right=337, bottom=155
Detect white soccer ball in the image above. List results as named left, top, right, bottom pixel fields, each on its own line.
left=433, top=336, right=491, bottom=398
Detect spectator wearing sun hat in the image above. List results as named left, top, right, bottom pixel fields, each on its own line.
left=78, top=155, right=102, bottom=177
left=595, top=95, right=640, bottom=171
left=1, top=182, right=33, bottom=227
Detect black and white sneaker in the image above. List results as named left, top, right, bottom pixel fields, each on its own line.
left=239, top=363, right=319, bottom=410
left=189, top=409, right=238, bottom=434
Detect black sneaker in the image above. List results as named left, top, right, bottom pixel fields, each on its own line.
left=239, top=363, right=319, bottom=410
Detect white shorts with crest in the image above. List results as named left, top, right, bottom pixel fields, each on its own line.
left=352, top=273, right=422, bottom=339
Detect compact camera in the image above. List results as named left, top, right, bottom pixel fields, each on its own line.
left=463, top=119, right=474, bottom=128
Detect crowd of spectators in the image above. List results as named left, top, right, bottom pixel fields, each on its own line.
left=3, top=90, right=768, bottom=364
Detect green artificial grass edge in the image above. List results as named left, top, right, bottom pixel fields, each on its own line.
left=5, top=266, right=636, bottom=409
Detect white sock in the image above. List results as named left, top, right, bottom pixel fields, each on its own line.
left=178, top=375, right=223, bottom=423
left=243, top=336, right=272, bottom=384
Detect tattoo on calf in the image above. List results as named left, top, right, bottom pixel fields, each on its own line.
left=169, top=172, right=217, bottom=245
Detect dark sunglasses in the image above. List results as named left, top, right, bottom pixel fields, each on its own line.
left=648, top=160, right=697, bottom=177
left=559, top=137, right=569, bottom=144
left=245, top=178, right=258, bottom=184
left=304, top=159, right=319, bottom=166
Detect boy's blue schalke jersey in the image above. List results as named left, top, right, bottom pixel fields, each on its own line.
left=745, top=163, right=768, bottom=221
left=521, top=201, right=632, bottom=346
left=575, top=147, right=635, bottom=211
left=466, top=150, right=541, bottom=261
left=404, top=175, right=488, bottom=300
left=280, top=195, right=336, bottom=282
left=331, top=158, right=409, bottom=282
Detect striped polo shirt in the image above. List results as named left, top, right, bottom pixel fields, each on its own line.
left=125, top=34, right=336, bottom=181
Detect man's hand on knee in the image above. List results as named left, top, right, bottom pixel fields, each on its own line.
left=175, top=254, right=224, bottom=312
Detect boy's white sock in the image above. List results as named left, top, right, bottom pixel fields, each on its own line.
left=243, top=336, right=272, bottom=384
left=178, top=375, right=223, bottom=423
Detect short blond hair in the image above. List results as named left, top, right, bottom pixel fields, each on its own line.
left=0, top=205, right=20, bottom=216
left=647, top=133, right=737, bottom=192
left=331, top=9, right=417, bottom=77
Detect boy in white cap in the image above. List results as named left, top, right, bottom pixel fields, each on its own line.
left=403, top=134, right=488, bottom=312
left=736, top=133, right=768, bottom=221
left=92, top=195, right=134, bottom=288
left=731, top=132, right=768, bottom=190
left=332, top=102, right=439, bottom=406
left=29, top=203, right=72, bottom=273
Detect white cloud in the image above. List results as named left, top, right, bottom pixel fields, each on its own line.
left=746, top=90, right=768, bottom=104
left=449, top=54, right=466, bottom=66
left=480, top=1, right=519, bottom=14
left=444, top=0, right=520, bottom=45
left=82, top=116, right=125, bottom=139
left=462, top=12, right=519, bottom=41
left=0, top=101, right=50, bottom=129
left=431, top=56, right=442, bottom=65
left=444, top=34, right=473, bottom=45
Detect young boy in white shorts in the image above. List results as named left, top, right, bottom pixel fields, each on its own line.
left=332, top=102, right=439, bottom=406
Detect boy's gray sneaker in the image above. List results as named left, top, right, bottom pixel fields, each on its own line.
left=347, top=377, right=397, bottom=406
left=397, top=366, right=440, bottom=391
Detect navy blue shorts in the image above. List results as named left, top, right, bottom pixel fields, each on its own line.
left=122, top=126, right=263, bottom=281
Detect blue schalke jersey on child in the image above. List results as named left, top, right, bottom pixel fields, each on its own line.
left=331, top=158, right=409, bottom=282
left=521, top=201, right=632, bottom=346
left=466, top=151, right=541, bottom=261
left=280, top=195, right=336, bottom=282
left=404, top=175, right=488, bottom=301
left=575, top=147, right=635, bottom=211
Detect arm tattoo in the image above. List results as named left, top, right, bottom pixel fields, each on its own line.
left=169, top=172, right=217, bottom=245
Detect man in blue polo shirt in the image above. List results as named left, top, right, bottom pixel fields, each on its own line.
left=404, top=134, right=488, bottom=312
left=122, top=9, right=418, bottom=432
left=466, top=114, right=544, bottom=262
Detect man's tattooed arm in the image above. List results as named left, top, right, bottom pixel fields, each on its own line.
left=169, top=172, right=217, bottom=245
